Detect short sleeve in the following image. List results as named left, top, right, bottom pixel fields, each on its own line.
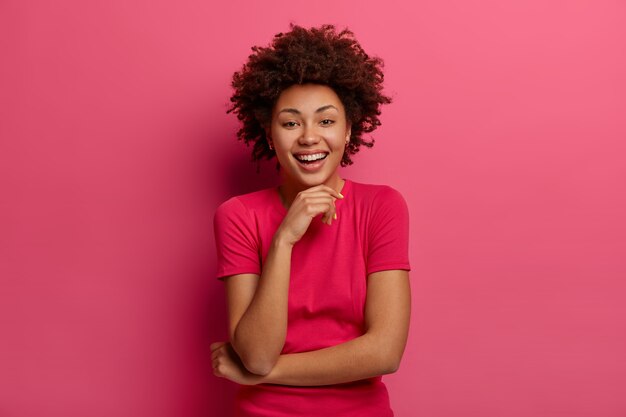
left=366, top=186, right=411, bottom=275
left=213, top=197, right=261, bottom=281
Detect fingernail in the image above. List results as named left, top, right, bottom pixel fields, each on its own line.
left=333, top=213, right=337, bottom=220
left=338, top=193, right=344, bottom=199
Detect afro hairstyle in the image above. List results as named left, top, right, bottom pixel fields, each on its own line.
left=227, top=23, right=392, bottom=167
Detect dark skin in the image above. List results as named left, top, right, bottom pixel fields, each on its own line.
left=212, top=84, right=410, bottom=386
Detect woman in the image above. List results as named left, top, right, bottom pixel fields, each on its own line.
left=211, top=24, right=411, bottom=417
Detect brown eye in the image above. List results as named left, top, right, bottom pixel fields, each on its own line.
left=283, top=121, right=298, bottom=128
left=320, top=119, right=335, bottom=125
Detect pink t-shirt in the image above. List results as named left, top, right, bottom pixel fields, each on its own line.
left=214, top=178, right=411, bottom=417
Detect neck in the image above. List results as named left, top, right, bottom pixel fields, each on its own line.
left=278, top=175, right=345, bottom=209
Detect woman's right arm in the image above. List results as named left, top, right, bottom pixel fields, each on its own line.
left=226, top=234, right=293, bottom=376
left=225, top=184, right=342, bottom=376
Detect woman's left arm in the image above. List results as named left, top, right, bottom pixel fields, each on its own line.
left=212, top=269, right=410, bottom=386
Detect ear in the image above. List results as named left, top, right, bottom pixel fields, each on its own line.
left=345, top=126, right=352, bottom=143
left=264, top=127, right=274, bottom=150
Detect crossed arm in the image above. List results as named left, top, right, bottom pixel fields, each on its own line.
left=211, top=237, right=411, bottom=386
left=261, top=268, right=411, bottom=386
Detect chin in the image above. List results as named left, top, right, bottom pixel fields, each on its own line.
left=299, top=176, right=328, bottom=187
left=288, top=172, right=332, bottom=188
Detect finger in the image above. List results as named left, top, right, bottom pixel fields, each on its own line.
left=212, top=345, right=227, bottom=361
left=302, top=187, right=341, bottom=198
left=301, top=185, right=344, bottom=200
left=296, top=193, right=337, bottom=205
left=210, top=342, right=227, bottom=352
left=324, top=199, right=338, bottom=224
left=320, top=185, right=344, bottom=200
left=300, top=196, right=336, bottom=209
left=212, top=356, right=225, bottom=374
left=322, top=204, right=335, bottom=224
left=305, top=203, right=335, bottom=219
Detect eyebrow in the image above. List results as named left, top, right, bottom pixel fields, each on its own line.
left=278, top=105, right=339, bottom=115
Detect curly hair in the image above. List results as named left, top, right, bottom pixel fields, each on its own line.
left=227, top=23, right=392, bottom=167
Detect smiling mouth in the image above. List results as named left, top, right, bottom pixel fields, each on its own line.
left=294, top=153, right=329, bottom=164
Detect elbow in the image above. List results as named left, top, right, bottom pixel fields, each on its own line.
left=232, top=343, right=277, bottom=376
left=367, top=334, right=404, bottom=375
left=381, top=355, right=401, bottom=374
left=231, top=330, right=283, bottom=376
left=378, top=344, right=404, bottom=374
left=242, top=357, right=275, bottom=376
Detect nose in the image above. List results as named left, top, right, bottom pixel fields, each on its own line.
left=299, top=124, right=320, bottom=145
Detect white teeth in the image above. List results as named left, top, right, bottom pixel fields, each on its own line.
left=296, top=153, right=327, bottom=162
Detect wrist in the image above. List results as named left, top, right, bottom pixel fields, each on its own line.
left=272, top=230, right=295, bottom=249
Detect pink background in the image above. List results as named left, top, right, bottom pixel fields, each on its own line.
left=1, top=1, right=625, bottom=416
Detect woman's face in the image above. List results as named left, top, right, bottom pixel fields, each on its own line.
left=268, top=83, right=351, bottom=191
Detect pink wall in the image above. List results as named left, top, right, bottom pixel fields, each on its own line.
left=1, top=1, right=625, bottom=416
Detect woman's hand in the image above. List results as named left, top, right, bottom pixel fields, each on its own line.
left=211, top=341, right=266, bottom=385
left=276, top=184, right=344, bottom=245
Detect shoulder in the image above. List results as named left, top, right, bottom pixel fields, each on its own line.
left=214, top=187, right=276, bottom=223
left=348, top=180, right=408, bottom=209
